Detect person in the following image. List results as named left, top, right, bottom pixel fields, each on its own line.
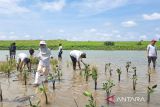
left=33, top=41, right=51, bottom=86
left=29, top=48, right=35, bottom=57
left=147, top=39, right=157, bottom=69
left=58, top=43, right=63, bottom=60
left=17, top=53, right=31, bottom=72
left=70, top=50, right=86, bottom=70
left=9, top=42, right=16, bottom=59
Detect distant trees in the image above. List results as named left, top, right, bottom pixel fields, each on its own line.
left=104, top=41, right=115, bottom=46
left=137, top=40, right=143, bottom=45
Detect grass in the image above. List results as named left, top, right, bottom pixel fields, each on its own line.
left=0, top=40, right=157, bottom=50
left=0, top=60, right=16, bottom=77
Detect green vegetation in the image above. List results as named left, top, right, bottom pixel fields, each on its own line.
left=102, top=80, right=115, bottom=96
left=50, top=58, right=58, bottom=72
left=48, top=73, right=56, bottom=90
left=0, top=40, right=157, bottom=50
left=0, top=60, right=16, bottom=77
left=84, top=64, right=90, bottom=82
left=30, top=57, right=39, bottom=65
left=91, top=66, right=98, bottom=90
left=23, top=70, right=29, bottom=85
left=126, top=61, right=131, bottom=73
left=132, top=67, right=137, bottom=76
left=147, top=84, right=157, bottom=103
left=116, top=68, right=122, bottom=82
left=83, top=91, right=96, bottom=107
left=38, top=82, right=48, bottom=104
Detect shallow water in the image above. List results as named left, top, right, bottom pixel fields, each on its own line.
left=0, top=50, right=160, bottom=107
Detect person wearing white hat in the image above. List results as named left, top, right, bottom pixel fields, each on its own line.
left=33, top=41, right=51, bottom=86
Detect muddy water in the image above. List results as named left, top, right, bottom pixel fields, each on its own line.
left=0, top=50, right=160, bottom=107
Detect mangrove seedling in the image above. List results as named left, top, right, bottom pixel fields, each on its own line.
left=132, top=74, right=137, bottom=91
left=6, top=55, right=9, bottom=62
left=29, top=97, right=40, bottom=107
left=109, top=69, right=113, bottom=76
left=0, top=83, right=3, bottom=102
left=132, top=67, right=137, bottom=76
left=105, top=63, right=111, bottom=73
left=147, top=84, right=157, bottom=103
left=102, top=80, right=115, bottom=97
left=83, top=91, right=96, bottom=107
left=56, top=65, right=62, bottom=82
left=48, top=73, right=56, bottom=90
left=147, top=68, right=151, bottom=83
left=23, top=70, right=29, bottom=85
left=84, top=64, right=90, bottom=82
left=39, top=82, right=48, bottom=104
left=91, top=66, right=98, bottom=90
left=50, top=58, right=58, bottom=72
left=126, top=61, right=131, bottom=73
left=116, top=68, right=122, bottom=82
left=30, top=57, right=39, bottom=65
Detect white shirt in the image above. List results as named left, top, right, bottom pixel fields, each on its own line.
left=147, top=44, right=157, bottom=57
left=38, top=48, right=51, bottom=67
left=70, top=50, right=83, bottom=61
left=17, top=53, right=28, bottom=62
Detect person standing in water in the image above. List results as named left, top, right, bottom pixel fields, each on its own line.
left=9, top=42, right=16, bottom=59
left=70, top=50, right=86, bottom=70
left=147, top=39, right=157, bottom=69
left=58, top=43, right=63, bottom=61
left=33, top=41, right=51, bottom=86
left=29, top=48, right=35, bottom=57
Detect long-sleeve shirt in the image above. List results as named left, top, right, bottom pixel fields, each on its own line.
left=38, top=47, right=51, bottom=67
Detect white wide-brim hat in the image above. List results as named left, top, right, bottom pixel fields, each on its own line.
left=39, top=41, right=46, bottom=45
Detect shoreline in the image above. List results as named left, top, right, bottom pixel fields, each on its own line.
left=0, top=40, right=157, bottom=50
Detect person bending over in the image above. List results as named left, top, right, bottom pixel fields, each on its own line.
left=17, top=53, right=31, bottom=72
left=70, top=50, right=86, bottom=70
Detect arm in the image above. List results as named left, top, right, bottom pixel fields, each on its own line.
left=147, top=45, right=150, bottom=57
left=155, top=47, right=158, bottom=57
left=78, top=61, right=81, bottom=70
left=81, top=59, right=86, bottom=66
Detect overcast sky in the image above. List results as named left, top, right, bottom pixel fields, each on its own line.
left=0, top=0, right=160, bottom=41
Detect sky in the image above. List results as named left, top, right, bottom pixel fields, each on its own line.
left=0, top=0, right=160, bottom=41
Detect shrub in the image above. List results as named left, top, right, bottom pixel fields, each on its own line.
left=104, top=41, right=115, bottom=46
